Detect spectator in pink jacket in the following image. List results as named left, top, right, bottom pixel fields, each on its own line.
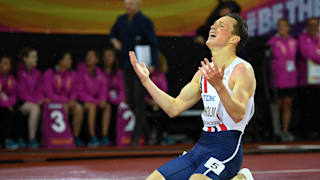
left=76, top=61, right=86, bottom=74
left=0, top=55, right=20, bottom=149
left=101, top=48, right=125, bottom=146
left=103, top=48, right=125, bottom=106
left=78, top=50, right=110, bottom=147
left=298, top=17, right=320, bottom=139
left=267, top=18, right=297, bottom=142
left=43, top=52, right=84, bottom=146
left=298, top=18, right=320, bottom=87
left=17, top=48, right=43, bottom=148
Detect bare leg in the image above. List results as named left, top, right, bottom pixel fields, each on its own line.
left=102, top=103, right=112, bottom=137
left=277, top=98, right=283, bottom=125
left=145, top=170, right=166, bottom=180
left=21, top=102, right=41, bottom=141
left=282, top=97, right=293, bottom=133
left=189, top=174, right=212, bottom=180
left=85, top=103, right=96, bottom=137
left=71, top=103, right=83, bottom=137
left=231, top=174, right=246, bottom=180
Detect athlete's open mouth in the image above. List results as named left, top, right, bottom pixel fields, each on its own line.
left=209, top=31, right=216, bottom=38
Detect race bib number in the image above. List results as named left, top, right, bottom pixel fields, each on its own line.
left=307, top=59, right=320, bottom=84
left=204, top=157, right=225, bottom=176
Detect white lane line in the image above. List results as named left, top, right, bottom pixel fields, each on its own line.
left=258, top=145, right=320, bottom=150
left=253, top=169, right=320, bottom=174
left=17, top=177, right=148, bottom=180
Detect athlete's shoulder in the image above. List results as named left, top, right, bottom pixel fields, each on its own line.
left=232, top=58, right=255, bottom=82
left=234, top=57, right=254, bottom=73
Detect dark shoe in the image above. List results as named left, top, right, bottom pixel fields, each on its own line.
left=17, top=138, right=27, bottom=148
left=88, top=136, right=100, bottom=148
left=74, top=137, right=84, bottom=147
left=101, top=136, right=112, bottom=146
left=5, top=139, right=19, bottom=150
left=29, top=139, right=40, bottom=148
left=161, top=136, right=176, bottom=145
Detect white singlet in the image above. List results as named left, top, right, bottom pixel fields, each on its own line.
left=200, top=57, right=255, bottom=133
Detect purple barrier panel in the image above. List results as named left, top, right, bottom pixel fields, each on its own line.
left=116, top=102, right=145, bottom=146
left=42, top=103, right=75, bottom=148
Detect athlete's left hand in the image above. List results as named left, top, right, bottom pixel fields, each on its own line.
left=129, top=51, right=150, bottom=84
left=199, top=57, right=225, bottom=91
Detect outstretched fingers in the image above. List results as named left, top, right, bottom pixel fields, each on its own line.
left=211, top=57, right=225, bottom=77
left=129, top=51, right=140, bottom=71
left=141, top=62, right=147, bottom=69
left=129, top=51, right=137, bottom=65
left=211, top=57, right=220, bottom=71
left=204, top=58, right=214, bottom=71
left=199, top=62, right=209, bottom=79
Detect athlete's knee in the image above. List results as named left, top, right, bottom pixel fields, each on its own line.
left=145, top=170, right=166, bottom=180
left=189, top=173, right=212, bottom=180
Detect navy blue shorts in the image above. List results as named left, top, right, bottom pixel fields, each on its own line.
left=158, top=130, right=242, bottom=180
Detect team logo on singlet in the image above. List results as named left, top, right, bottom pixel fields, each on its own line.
left=203, top=95, right=215, bottom=102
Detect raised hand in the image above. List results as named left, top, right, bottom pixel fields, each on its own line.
left=129, top=51, right=150, bottom=83
left=199, top=57, right=225, bottom=91
left=111, top=38, right=122, bottom=51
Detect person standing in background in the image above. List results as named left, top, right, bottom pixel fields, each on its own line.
left=298, top=17, right=320, bottom=139
left=102, top=48, right=126, bottom=146
left=109, top=0, right=158, bottom=146
left=43, top=52, right=84, bottom=146
left=17, top=48, right=43, bottom=148
left=78, top=50, right=110, bottom=147
left=0, top=55, right=20, bottom=149
left=267, top=18, right=298, bottom=142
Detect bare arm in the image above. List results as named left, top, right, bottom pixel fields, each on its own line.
left=129, top=51, right=201, bottom=117
left=216, top=63, right=256, bottom=123
left=200, top=58, right=256, bottom=123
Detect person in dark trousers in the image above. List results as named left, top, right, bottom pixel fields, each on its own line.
left=267, top=18, right=298, bottom=142
left=297, top=17, right=320, bottom=139
left=109, top=0, right=158, bottom=146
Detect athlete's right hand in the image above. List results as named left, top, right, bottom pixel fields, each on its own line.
left=129, top=51, right=150, bottom=83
